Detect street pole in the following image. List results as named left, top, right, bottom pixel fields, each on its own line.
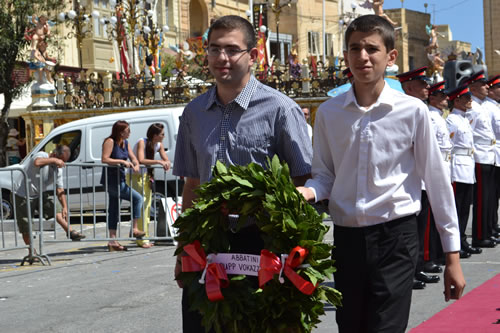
left=322, top=0, right=326, bottom=62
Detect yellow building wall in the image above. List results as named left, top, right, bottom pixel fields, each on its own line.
left=484, top=0, right=500, bottom=76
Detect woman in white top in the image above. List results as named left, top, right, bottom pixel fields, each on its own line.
left=131, top=123, right=172, bottom=248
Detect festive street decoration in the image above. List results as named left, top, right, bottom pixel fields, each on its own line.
left=174, top=156, right=342, bottom=333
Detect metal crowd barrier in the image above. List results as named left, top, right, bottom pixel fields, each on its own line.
left=0, top=166, right=50, bottom=265
left=1, top=163, right=182, bottom=265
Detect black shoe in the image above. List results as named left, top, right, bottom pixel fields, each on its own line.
left=463, top=245, right=482, bottom=255
left=413, top=279, right=426, bottom=290
left=423, top=262, right=443, bottom=273
left=459, top=250, right=472, bottom=258
left=492, top=231, right=500, bottom=238
left=472, top=239, right=496, bottom=248
left=415, top=271, right=440, bottom=283
left=489, top=237, right=500, bottom=244
left=494, top=225, right=500, bottom=233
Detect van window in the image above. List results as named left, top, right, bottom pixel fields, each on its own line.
left=89, top=120, right=170, bottom=160
left=41, top=130, right=82, bottom=162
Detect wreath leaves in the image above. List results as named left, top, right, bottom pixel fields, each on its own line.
left=174, top=156, right=342, bottom=333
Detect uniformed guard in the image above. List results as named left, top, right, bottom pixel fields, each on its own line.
left=464, top=71, right=498, bottom=248
left=446, top=85, right=479, bottom=257
left=424, top=81, right=455, bottom=265
left=397, top=66, right=440, bottom=289
left=485, top=75, right=500, bottom=237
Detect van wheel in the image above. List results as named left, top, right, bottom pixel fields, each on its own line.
left=2, top=194, right=13, bottom=220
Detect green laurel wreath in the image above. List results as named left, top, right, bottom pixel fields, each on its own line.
left=174, top=156, right=342, bottom=333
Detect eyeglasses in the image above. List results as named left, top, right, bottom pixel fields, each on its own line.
left=206, top=46, right=250, bottom=58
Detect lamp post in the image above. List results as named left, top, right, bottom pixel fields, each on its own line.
left=338, top=2, right=358, bottom=54
left=268, top=0, right=296, bottom=64
left=58, top=0, right=97, bottom=70
left=100, top=0, right=157, bottom=79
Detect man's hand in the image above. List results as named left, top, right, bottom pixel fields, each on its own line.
left=53, top=158, right=65, bottom=168
left=61, top=207, right=68, bottom=221
left=296, top=186, right=315, bottom=202
left=443, top=251, right=466, bottom=301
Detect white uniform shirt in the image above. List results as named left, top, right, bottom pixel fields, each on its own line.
left=483, top=97, right=500, bottom=165
left=305, top=83, right=460, bottom=253
left=428, top=105, right=453, bottom=181
left=468, top=96, right=496, bottom=165
left=446, top=109, right=476, bottom=184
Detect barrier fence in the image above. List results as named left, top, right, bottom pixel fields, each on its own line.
left=0, top=166, right=49, bottom=265
left=0, top=163, right=182, bottom=266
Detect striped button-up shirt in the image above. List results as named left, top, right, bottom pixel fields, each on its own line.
left=173, top=75, right=312, bottom=184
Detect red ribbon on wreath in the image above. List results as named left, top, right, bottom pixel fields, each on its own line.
left=181, top=240, right=229, bottom=302
left=259, top=246, right=316, bottom=295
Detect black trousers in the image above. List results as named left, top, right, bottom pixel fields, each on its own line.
left=333, top=215, right=418, bottom=333
left=181, top=225, right=263, bottom=333
left=494, top=166, right=500, bottom=227
left=453, top=182, right=474, bottom=247
left=472, top=163, right=496, bottom=241
left=415, top=191, right=443, bottom=269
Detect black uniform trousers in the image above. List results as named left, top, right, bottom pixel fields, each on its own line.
left=453, top=182, right=474, bottom=247
left=472, top=163, right=496, bottom=241
left=181, top=224, right=263, bottom=333
left=415, top=191, right=443, bottom=269
left=333, top=215, right=418, bottom=333
left=494, top=166, right=500, bottom=228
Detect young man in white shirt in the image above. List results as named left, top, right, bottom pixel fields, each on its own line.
left=297, top=15, right=465, bottom=332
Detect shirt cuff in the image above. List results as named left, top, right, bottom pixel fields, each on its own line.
left=440, top=234, right=461, bottom=253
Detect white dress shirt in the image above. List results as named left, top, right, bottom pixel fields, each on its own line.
left=446, top=109, right=476, bottom=184
left=305, top=83, right=460, bottom=253
left=468, top=96, right=496, bottom=165
left=428, top=105, right=453, bottom=181
left=483, top=97, right=500, bottom=165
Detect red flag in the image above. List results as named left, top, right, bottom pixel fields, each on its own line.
left=256, top=10, right=268, bottom=74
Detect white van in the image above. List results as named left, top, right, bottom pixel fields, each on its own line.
left=1, top=107, right=185, bottom=219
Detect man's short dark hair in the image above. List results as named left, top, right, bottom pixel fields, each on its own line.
left=53, top=145, right=70, bottom=157
left=345, top=15, right=395, bottom=52
left=207, top=15, right=257, bottom=49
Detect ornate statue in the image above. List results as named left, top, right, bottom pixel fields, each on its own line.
left=425, top=25, right=444, bottom=53
left=372, top=1, right=398, bottom=26
left=26, top=15, right=56, bottom=85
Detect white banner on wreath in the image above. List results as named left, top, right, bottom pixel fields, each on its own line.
left=212, top=253, right=261, bottom=276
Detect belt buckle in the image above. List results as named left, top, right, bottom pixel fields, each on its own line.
left=470, top=148, right=475, bottom=155
left=492, top=139, right=497, bottom=145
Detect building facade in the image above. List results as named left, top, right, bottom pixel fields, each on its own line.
left=484, top=0, right=500, bottom=76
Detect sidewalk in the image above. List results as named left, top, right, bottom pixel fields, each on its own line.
left=0, top=220, right=499, bottom=332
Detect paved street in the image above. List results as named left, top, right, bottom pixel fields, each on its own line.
left=0, top=219, right=499, bottom=333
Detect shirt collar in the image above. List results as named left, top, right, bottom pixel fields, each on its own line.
left=343, top=80, right=395, bottom=111
left=452, top=108, right=467, bottom=117
left=428, top=105, right=444, bottom=115
left=205, top=75, right=259, bottom=112
left=471, top=95, right=485, bottom=105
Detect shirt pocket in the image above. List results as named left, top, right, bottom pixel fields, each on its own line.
left=227, top=132, right=272, bottom=166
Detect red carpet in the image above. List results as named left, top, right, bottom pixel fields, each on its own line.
left=411, top=274, right=500, bottom=333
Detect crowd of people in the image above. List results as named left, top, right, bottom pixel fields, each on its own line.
left=8, top=11, right=499, bottom=333
left=395, top=66, right=500, bottom=292
left=12, top=121, right=172, bottom=253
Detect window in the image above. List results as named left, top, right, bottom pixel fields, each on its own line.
left=93, top=0, right=111, bottom=38
left=325, top=33, right=334, bottom=57
left=42, top=130, right=82, bottom=163
left=308, top=31, right=320, bottom=55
